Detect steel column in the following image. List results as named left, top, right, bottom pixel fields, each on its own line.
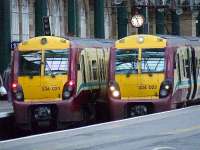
left=156, top=9, right=164, bottom=34
left=0, top=0, right=11, bottom=73
left=138, top=7, right=147, bottom=34
left=94, top=0, right=105, bottom=38
left=117, top=2, right=128, bottom=39
left=35, top=0, right=47, bottom=36
left=68, top=0, right=77, bottom=36
left=171, top=11, right=180, bottom=35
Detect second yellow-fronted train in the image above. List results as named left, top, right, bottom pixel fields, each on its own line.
left=108, top=34, right=200, bottom=120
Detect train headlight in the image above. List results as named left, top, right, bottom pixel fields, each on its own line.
left=16, top=91, right=23, bottom=99
left=164, top=85, right=170, bottom=90
left=159, top=89, right=168, bottom=97
left=12, top=83, right=17, bottom=92
left=67, top=86, right=73, bottom=92
left=159, top=79, right=172, bottom=98
left=109, top=85, right=116, bottom=91
left=12, top=83, right=24, bottom=101
left=112, top=90, right=120, bottom=98
left=63, top=91, right=71, bottom=99
left=109, top=81, right=121, bottom=99
left=15, top=91, right=24, bottom=101
left=62, top=80, right=75, bottom=100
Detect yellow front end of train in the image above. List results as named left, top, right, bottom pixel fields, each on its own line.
left=115, top=35, right=166, bottom=99
left=16, top=36, right=70, bottom=102
left=109, top=35, right=168, bottom=118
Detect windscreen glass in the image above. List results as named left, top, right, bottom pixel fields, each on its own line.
left=115, top=49, right=138, bottom=74
left=44, top=49, right=69, bottom=75
left=141, top=48, right=165, bottom=73
left=19, top=51, right=41, bottom=76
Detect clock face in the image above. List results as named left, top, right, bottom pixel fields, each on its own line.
left=131, top=15, right=144, bottom=28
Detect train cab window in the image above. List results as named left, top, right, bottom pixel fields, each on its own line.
left=115, top=49, right=138, bottom=74
left=44, top=49, right=69, bottom=76
left=141, top=48, right=165, bottom=73
left=19, top=51, right=41, bottom=76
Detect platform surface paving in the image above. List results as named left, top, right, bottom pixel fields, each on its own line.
left=1, top=105, right=200, bottom=150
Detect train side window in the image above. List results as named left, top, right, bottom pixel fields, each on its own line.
left=177, top=54, right=181, bottom=82
left=185, top=59, right=190, bottom=78
left=81, top=55, right=86, bottom=83
left=195, top=58, right=198, bottom=77
left=77, top=64, right=80, bottom=71
left=102, top=49, right=106, bottom=80
left=182, top=59, right=185, bottom=77
left=99, top=58, right=102, bottom=81
left=198, top=59, right=200, bottom=77
left=173, top=52, right=176, bottom=69
left=92, top=60, right=97, bottom=80
left=196, top=58, right=200, bottom=77
left=102, top=59, right=105, bottom=80
left=89, top=61, right=92, bottom=80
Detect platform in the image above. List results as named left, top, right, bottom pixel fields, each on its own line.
left=0, top=101, right=13, bottom=118
left=1, top=105, right=200, bottom=150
